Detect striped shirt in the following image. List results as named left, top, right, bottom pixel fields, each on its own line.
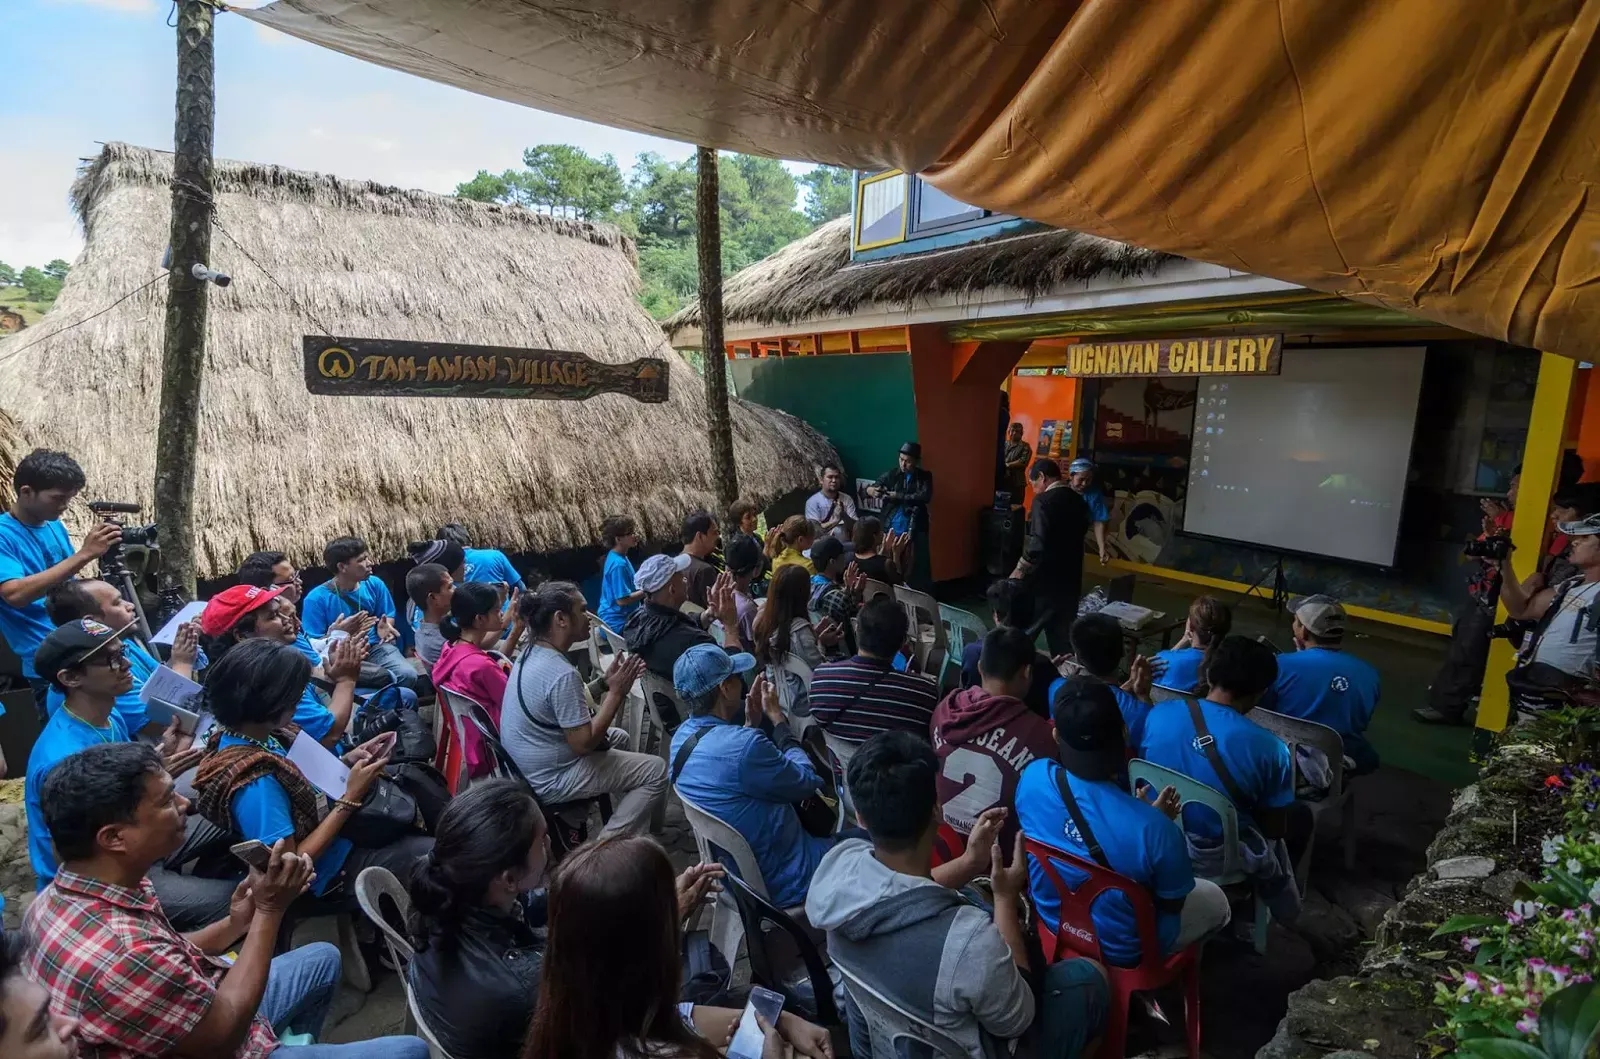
left=808, top=655, right=938, bottom=744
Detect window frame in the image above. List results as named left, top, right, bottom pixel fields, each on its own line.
left=907, top=176, right=988, bottom=236
left=853, top=170, right=909, bottom=251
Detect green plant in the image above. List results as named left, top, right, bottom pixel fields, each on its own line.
left=1453, top=980, right=1600, bottom=1058
left=1520, top=708, right=1600, bottom=765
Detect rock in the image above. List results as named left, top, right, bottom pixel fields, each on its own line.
left=1483, top=868, right=1531, bottom=905
left=1331, top=884, right=1398, bottom=938
left=1426, top=816, right=1513, bottom=863
left=1434, top=855, right=1496, bottom=880
left=1375, top=878, right=1502, bottom=950
left=1254, top=974, right=1437, bottom=1059
left=1448, top=784, right=1481, bottom=819
left=1294, top=890, right=1362, bottom=959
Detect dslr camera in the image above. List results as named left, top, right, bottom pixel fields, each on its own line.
left=1464, top=534, right=1512, bottom=562
left=87, top=501, right=160, bottom=577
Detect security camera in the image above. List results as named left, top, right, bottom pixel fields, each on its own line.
left=190, top=262, right=232, bottom=288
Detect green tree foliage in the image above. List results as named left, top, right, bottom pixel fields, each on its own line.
left=17, top=266, right=62, bottom=302
left=43, top=259, right=70, bottom=282
left=456, top=145, right=852, bottom=317
left=0, top=262, right=15, bottom=286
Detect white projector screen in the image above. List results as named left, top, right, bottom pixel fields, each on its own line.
left=1180, top=347, right=1426, bottom=567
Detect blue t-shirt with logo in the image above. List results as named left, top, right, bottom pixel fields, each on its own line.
left=46, top=639, right=159, bottom=735
left=462, top=547, right=523, bottom=589
left=293, top=683, right=337, bottom=743
left=219, top=732, right=350, bottom=895
left=1044, top=678, right=1149, bottom=747
left=27, top=708, right=131, bottom=888
left=597, top=550, right=638, bottom=632
left=293, top=631, right=322, bottom=666
left=1081, top=487, right=1111, bottom=523
left=301, top=577, right=397, bottom=646
left=0, top=514, right=74, bottom=678
left=1136, top=698, right=1295, bottom=838
left=1260, top=647, right=1380, bottom=739
left=1015, top=760, right=1194, bottom=967
left=1151, top=647, right=1206, bottom=694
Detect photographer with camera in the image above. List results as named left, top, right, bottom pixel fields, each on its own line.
left=1495, top=514, right=1600, bottom=690
left=0, top=449, right=122, bottom=722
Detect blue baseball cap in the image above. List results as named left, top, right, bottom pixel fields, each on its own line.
left=1068, top=458, right=1095, bottom=474
left=673, top=643, right=758, bottom=699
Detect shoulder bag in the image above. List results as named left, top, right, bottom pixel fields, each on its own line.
left=671, top=721, right=839, bottom=838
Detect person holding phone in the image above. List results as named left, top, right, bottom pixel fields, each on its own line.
left=190, top=638, right=434, bottom=905
left=520, top=834, right=831, bottom=1059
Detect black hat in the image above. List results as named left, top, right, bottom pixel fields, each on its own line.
left=1050, top=675, right=1126, bottom=781
left=34, top=617, right=133, bottom=685
left=725, top=535, right=764, bottom=577
left=811, top=536, right=845, bottom=570
left=899, top=441, right=922, bottom=459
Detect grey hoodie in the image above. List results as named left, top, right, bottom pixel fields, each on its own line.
left=805, top=839, right=1033, bottom=1058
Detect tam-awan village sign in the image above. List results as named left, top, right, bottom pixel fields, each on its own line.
left=1064, top=333, right=1283, bottom=378
left=304, top=336, right=669, bottom=403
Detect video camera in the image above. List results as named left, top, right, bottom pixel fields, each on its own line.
left=1464, top=534, right=1512, bottom=562
left=87, top=501, right=160, bottom=579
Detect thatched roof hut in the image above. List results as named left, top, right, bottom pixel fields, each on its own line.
left=665, top=215, right=1172, bottom=336
left=0, top=143, right=834, bottom=577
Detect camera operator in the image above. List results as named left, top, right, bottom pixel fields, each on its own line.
left=1495, top=515, right=1600, bottom=689
left=0, top=449, right=121, bottom=722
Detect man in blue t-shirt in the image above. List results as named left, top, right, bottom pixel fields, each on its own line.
left=0, top=449, right=121, bottom=721
left=301, top=535, right=417, bottom=690
left=436, top=522, right=525, bottom=590
left=1068, top=458, right=1112, bottom=565
left=24, top=619, right=232, bottom=928
left=1066, top=611, right=1153, bottom=747
left=1262, top=595, right=1382, bottom=775
left=1015, top=677, right=1230, bottom=967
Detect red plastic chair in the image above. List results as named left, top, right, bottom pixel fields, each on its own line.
left=1023, top=836, right=1202, bottom=1059
left=931, top=822, right=967, bottom=868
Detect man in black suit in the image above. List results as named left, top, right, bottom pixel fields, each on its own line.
left=1011, top=457, right=1092, bottom=654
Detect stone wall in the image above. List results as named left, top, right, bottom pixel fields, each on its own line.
left=1257, top=742, right=1559, bottom=1058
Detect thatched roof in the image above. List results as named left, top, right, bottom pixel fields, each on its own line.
left=666, top=216, right=1172, bottom=336
left=0, top=143, right=834, bottom=577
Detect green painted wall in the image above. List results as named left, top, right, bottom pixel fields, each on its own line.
left=731, top=354, right=918, bottom=484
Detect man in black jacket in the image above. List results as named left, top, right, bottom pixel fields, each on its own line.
left=622, top=553, right=744, bottom=722
left=868, top=441, right=935, bottom=587
left=1011, top=457, right=1092, bottom=654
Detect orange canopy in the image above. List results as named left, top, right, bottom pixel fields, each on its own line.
left=244, top=0, right=1600, bottom=358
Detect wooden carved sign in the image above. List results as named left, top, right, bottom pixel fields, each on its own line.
left=1063, top=333, right=1283, bottom=378
left=303, top=336, right=669, bottom=403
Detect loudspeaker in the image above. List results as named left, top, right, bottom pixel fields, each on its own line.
left=978, top=506, right=1025, bottom=577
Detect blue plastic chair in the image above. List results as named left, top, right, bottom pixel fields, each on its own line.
left=1128, top=757, right=1270, bottom=954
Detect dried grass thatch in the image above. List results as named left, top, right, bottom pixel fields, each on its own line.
left=0, top=143, right=834, bottom=577
left=666, top=215, right=1172, bottom=336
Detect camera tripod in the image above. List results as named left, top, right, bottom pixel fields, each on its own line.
left=1237, top=550, right=1291, bottom=630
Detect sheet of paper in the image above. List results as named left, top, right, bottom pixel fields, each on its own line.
left=144, top=698, right=201, bottom=735
left=287, top=731, right=350, bottom=799
left=150, top=601, right=207, bottom=646
left=139, top=664, right=203, bottom=709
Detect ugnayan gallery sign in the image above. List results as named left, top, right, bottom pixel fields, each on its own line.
left=304, top=336, right=669, bottom=403
left=1064, top=333, right=1282, bottom=378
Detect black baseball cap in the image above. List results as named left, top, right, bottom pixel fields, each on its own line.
left=35, top=617, right=134, bottom=687
left=725, top=535, right=764, bottom=577
left=1050, top=675, right=1127, bottom=781
left=811, top=536, right=845, bottom=570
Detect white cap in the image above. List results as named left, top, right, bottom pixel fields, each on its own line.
left=636, top=552, right=692, bottom=593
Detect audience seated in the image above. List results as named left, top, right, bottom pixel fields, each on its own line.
left=1016, top=677, right=1231, bottom=968
left=301, top=536, right=417, bottom=691
left=0, top=930, right=78, bottom=1058
left=235, top=552, right=336, bottom=669
left=724, top=499, right=766, bottom=584
left=503, top=581, right=667, bottom=835
left=26, top=741, right=430, bottom=1057
left=1067, top=613, right=1153, bottom=747
left=403, top=555, right=458, bottom=669
left=1150, top=595, right=1232, bottom=695
left=958, top=579, right=1058, bottom=718
left=596, top=515, right=643, bottom=633
left=669, top=644, right=841, bottom=910
left=190, top=638, right=435, bottom=903
left=1138, top=635, right=1307, bottom=918
left=1261, top=595, right=1381, bottom=775
left=201, top=585, right=363, bottom=749
left=436, top=522, right=525, bottom=590
left=850, top=515, right=910, bottom=587
left=765, top=515, right=819, bottom=577
left=25, top=620, right=233, bottom=929
left=753, top=565, right=840, bottom=708
left=809, top=730, right=1108, bottom=1059
left=808, top=537, right=864, bottom=655
left=409, top=779, right=551, bottom=1059
left=680, top=511, right=722, bottom=608
left=44, top=578, right=199, bottom=737
left=805, top=463, right=858, bottom=543
left=723, top=536, right=764, bottom=650
left=932, top=626, right=1060, bottom=850
left=809, top=598, right=939, bottom=778
left=520, top=834, right=830, bottom=1059
left=622, top=554, right=745, bottom=718
left=433, top=582, right=515, bottom=780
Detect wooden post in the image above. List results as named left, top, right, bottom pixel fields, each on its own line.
left=695, top=145, right=739, bottom=509
left=152, top=0, right=216, bottom=600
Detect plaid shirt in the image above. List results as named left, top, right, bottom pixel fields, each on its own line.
left=25, top=869, right=278, bottom=1059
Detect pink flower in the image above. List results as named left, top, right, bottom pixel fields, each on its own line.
left=1517, top=1012, right=1539, bottom=1034
left=1552, top=965, right=1572, bottom=987
left=1463, top=937, right=1481, bottom=952
left=1564, top=909, right=1579, bottom=922
left=1509, top=912, right=1525, bottom=926
left=1572, top=944, right=1591, bottom=959
left=1528, top=957, right=1549, bottom=972
left=1490, top=981, right=1506, bottom=996
left=1463, top=971, right=1482, bottom=992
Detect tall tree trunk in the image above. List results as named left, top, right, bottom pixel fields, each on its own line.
left=695, top=145, right=739, bottom=510
left=154, top=0, right=216, bottom=600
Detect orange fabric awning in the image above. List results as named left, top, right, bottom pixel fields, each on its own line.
left=243, top=0, right=1600, bottom=358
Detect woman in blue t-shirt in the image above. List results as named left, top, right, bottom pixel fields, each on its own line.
left=1151, top=595, right=1233, bottom=695
left=596, top=515, right=643, bottom=633
left=191, top=638, right=433, bottom=900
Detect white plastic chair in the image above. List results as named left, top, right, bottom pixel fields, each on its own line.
left=1249, top=707, right=1357, bottom=882
left=638, top=670, right=688, bottom=833
left=860, top=578, right=895, bottom=602
left=894, top=584, right=949, bottom=673
left=354, top=867, right=457, bottom=1059
left=1149, top=682, right=1189, bottom=704
left=1128, top=757, right=1270, bottom=954
left=835, top=962, right=969, bottom=1059
left=677, top=789, right=793, bottom=963
left=773, top=651, right=816, bottom=727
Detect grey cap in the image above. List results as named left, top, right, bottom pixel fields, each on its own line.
left=636, top=551, right=692, bottom=593
left=1289, top=594, right=1346, bottom=638
left=1558, top=514, right=1600, bottom=537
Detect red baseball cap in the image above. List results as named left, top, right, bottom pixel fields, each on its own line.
left=199, top=584, right=291, bottom=638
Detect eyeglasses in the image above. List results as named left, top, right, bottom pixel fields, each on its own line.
left=82, top=649, right=130, bottom=671
left=273, top=574, right=302, bottom=587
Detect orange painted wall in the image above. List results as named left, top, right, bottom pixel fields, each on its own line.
left=1577, top=367, right=1600, bottom=482
left=904, top=325, right=1028, bottom=580
left=1008, top=373, right=1081, bottom=507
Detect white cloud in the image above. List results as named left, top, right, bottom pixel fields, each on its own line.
left=46, top=0, right=156, bottom=13
left=0, top=147, right=86, bottom=269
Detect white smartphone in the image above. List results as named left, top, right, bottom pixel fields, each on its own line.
left=727, top=985, right=785, bottom=1059
left=230, top=840, right=272, bottom=871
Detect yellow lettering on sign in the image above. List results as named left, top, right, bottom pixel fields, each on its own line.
left=1166, top=342, right=1184, bottom=373
left=1093, top=347, right=1107, bottom=374
left=572, top=362, right=588, bottom=387
left=1147, top=343, right=1160, bottom=373
left=1115, top=346, right=1129, bottom=373
left=477, top=356, right=498, bottom=380
left=1239, top=338, right=1257, bottom=372
left=1198, top=341, right=1212, bottom=373
left=1225, top=338, right=1239, bottom=373
left=1257, top=335, right=1278, bottom=372
left=1068, top=348, right=1080, bottom=374
left=359, top=355, right=385, bottom=380
left=1184, top=342, right=1200, bottom=374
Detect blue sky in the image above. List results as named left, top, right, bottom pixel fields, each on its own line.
left=3, top=0, right=730, bottom=270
